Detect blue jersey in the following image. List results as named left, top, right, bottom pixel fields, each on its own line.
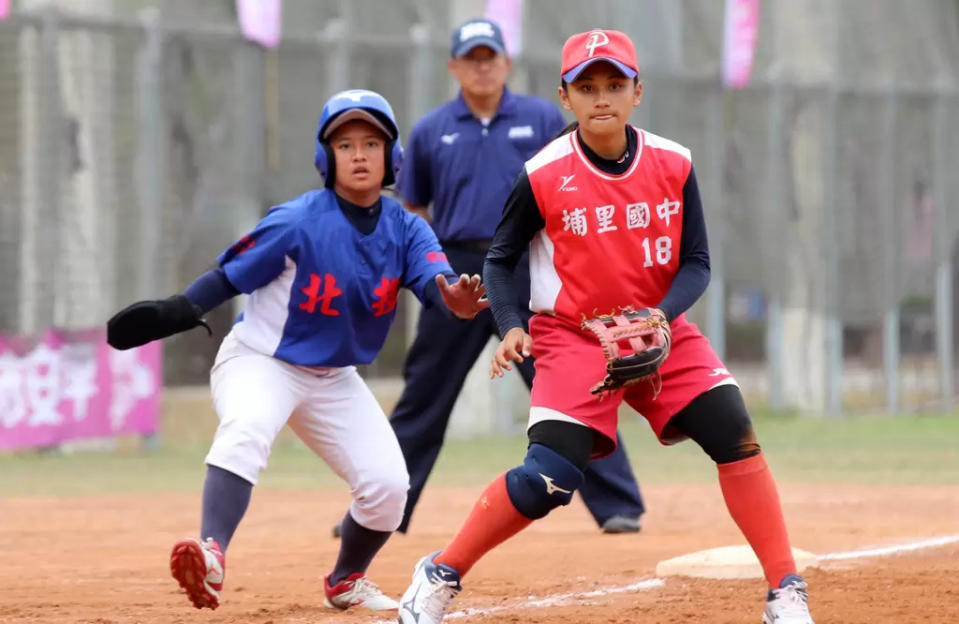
left=218, top=189, right=453, bottom=367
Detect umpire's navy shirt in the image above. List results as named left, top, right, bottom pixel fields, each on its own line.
left=398, top=87, right=565, bottom=242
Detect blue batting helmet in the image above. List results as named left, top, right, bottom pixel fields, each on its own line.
left=313, top=89, right=403, bottom=188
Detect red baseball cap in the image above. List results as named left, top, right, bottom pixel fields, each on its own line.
left=561, top=29, right=638, bottom=82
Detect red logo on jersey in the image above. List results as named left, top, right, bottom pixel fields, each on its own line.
left=299, top=273, right=342, bottom=316
left=230, top=234, right=256, bottom=255
left=372, top=277, right=401, bottom=317
left=426, top=251, right=448, bottom=263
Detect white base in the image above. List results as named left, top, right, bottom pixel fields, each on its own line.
left=655, top=545, right=819, bottom=580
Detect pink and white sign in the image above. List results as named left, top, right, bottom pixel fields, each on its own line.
left=485, top=0, right=523, bottom=57
left=237, top=0, right=283, bottom=49
left=722, top=0, right=761, bottom=89
left=0, top=0, right=11, bottom=21
left=0, top=330, right=161, bottom=451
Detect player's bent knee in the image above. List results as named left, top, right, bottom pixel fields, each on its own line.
left=505, top=443, right=585, bottom=519
left=350, top=471, right=409, bottom=531
left=204, top=429, right=273, bottom=485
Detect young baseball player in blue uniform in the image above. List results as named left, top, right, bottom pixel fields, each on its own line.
left=105, top=89, right=488, bottom=613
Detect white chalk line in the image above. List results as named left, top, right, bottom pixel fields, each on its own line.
left=373, top=534, right=959, bottom=623
left=818, top=534, right=959, bottom=561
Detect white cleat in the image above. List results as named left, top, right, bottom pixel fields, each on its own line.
left=398, top=551, right=462, bottom=624
left=763, top=575, right=814, bottom=623
left=323, top=572, right=398, bottom=611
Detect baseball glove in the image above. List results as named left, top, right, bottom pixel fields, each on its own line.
left=580, top=307, right=671, bottom=397
left=107, top=295, right=211, bottom=350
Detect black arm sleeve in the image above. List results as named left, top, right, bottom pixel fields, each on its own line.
left=655, top=166, right=711, bottom=321
left=484, top=170, right=546, bottom=336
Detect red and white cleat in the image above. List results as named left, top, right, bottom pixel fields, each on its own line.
left=170, top=537, right=225, bottom=610
left=323, top=572, right=399, bottom=611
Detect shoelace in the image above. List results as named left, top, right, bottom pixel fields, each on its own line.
left=346, top=577, right=387, bottom=601
left=422, top=576, right=460, bottom=620
left=773, top=582, right=810, bottom=615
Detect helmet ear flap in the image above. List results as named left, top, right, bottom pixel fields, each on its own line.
left=383, top=139, right=404, bottom=187
left=322, top=143, right=336, bottom=188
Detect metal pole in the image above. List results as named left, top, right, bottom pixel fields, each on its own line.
left=932, top=86, right=954, bottom=412
left=765, top=79, right=785, bottom=412
left=231, top=41, right=266, bottom=318
left=324, top=1, right=352, bottom=97
left=21, top=10, right=62, bottom=333
left=404, top=22, right=432, bottom=352
left=765, top=298, right=784, bottom=411
left=703, top=80, right=725, bottom=359
left=822, top=84, right=843, bottom=418
left=407, top=23, right=432, bottom=133
left=136, top=10, right=165, bottom=299
left=879, top=86, right=900, bottom=414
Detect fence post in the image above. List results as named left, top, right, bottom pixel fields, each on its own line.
left=703, top=80, right=726, bottom=360
left=136, top=9, right=165, bottom=300
left=879, top=85, right=900, bottom=414
left=932, top=83, right=954, bottom=413
left=18, top=8, right=62, bottom=334
left=404, top=22, right=431, bottom=352
left=230, top=38, right=266, bottom=322
left=822, top=84, right=843, bottom=418
left=764, top=78, right=785, bottom=412
left=324, top=0, right=352, bottom=97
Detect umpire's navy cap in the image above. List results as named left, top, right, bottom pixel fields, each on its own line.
left=451, top=18, right=506, bottom=57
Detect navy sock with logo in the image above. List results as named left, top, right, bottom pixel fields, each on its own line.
left=329, top=512, right=392, bottom=585
left=200, top=465, right=253, bottom=553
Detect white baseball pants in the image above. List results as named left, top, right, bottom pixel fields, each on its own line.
left=205, top=331, right=409, bottom=532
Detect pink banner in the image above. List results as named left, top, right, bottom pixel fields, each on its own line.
left=0, top=330, right=161, bottom=451
left=722, top=0, right=761, bottom=89
left=237, top=0, right=283, bottom=49
left=0, top=0, right=10, bottom=21
left=485, top=0, right=523, bottom=57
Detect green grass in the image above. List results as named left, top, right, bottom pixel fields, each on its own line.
left=2, top=410, right=957, bottom=498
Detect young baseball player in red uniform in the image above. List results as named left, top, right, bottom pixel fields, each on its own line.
left=398, top=30, right=814, bottom=624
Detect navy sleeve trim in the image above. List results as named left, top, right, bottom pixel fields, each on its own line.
left=183, top=267, right=240, bottom=314
left=655, top=165, right=711, bottom=321
left=484, top=170, right=544, bottom=336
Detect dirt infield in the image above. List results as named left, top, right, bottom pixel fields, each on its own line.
left=2, top=483, right=957, bottom=623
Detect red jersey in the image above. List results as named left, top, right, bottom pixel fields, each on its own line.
left=525, top=126, right=692, bottom=323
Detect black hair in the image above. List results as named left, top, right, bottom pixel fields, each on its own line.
left=552, top=120, right=580, bottom=140
left=560, top=75, right=640, bottom=92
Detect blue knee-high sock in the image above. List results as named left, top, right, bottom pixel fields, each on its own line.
left=329, top=512, right=392, bottom=585
left=200, top=465, right=252, bottom=553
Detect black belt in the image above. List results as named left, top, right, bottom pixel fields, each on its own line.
left=440, top=239, right=493, bottom=252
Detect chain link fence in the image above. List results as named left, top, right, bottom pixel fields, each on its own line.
left=1, top=0, right=958, bottom=415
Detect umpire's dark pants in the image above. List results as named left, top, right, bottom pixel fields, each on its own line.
left=390, top=244, right=645, bottom=532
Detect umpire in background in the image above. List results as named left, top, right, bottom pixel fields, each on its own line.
left=392, top=18, right=645, bottom=534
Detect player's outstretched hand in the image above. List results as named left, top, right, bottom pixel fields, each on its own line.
left=491, top=326, right=532, bottom=378
left=437, top=273, right=489, bottom=320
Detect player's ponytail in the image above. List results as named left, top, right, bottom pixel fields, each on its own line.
left=552, top=120, right=579, bottom=140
